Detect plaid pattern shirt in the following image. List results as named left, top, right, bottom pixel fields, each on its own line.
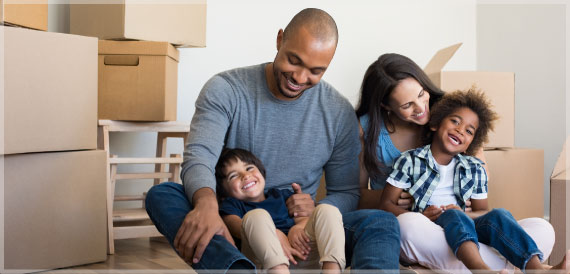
left=387, top=145, right=487, bottom=212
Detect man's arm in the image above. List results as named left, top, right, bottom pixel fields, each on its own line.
left=319, top=106, right=361, bottom=213
left=175, top=75, right=237, bottom=264
left=174, top=188, right=235, bottom=264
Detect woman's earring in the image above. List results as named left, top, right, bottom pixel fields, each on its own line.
left=387, top=110, right=391, bottom=115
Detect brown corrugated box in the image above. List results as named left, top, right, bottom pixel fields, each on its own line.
left=1, top=26, right=97, bottom=155
left=70, top=0, right=207, bottom=47
left=4, top=150, right=107, bottom=270
left=0, top=0, right=47, bottom=31
left=484, top=148, right=544, bottom=220
left=424, top=43, right=515, bottom=148
left=98, top=40, right=179, bottom=121
left=550, top=136, right=569, bottom=264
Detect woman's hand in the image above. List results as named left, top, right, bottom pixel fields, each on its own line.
left=288, top=224, right=311, bottom=255
left=397, top=191, right=414, bottom=209
left=276, top=229, right=305, bottom=264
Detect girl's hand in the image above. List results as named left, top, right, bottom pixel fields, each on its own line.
left=288, top=224, right=311, bottom=255
left=397, top=191, right=414, bottom=209
left=276, top=229, right=305, bottom=264
left=422, top=205, right=443, bottom=221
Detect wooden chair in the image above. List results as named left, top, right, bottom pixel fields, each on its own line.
left=98, top=119, right=190, bottom=254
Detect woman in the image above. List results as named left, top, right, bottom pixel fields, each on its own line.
left=355, top=53, right=555, bottom=272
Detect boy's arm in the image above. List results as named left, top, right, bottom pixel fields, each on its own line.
left=466, top=198, right=489, bottom=219
left=222, top=214, right=243, bottom=240
left=288, top=216, right=310, bottom=255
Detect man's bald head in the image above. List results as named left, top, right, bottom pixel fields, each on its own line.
left=282, top=8, right=338, bottom=45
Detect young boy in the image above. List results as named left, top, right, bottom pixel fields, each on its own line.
left=380, top=88, right=570, bottom=273
left=215, top=148, right=345, bottom=274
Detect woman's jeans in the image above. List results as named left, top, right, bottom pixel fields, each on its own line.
left=435, top=208, right=543, bottom=271
left=145, top=182, right=401, bottom=273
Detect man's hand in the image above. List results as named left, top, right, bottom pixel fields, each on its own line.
left=422, top=205, right=443, bottom=221
left=464, top=199, right=472, bottom=212
left=397, top=191, right=414, bottom=209
left=286, top=183, right=315, bottom=217
left=288, top=224, right=311, bottom=255
left=442, top=204, right=462, bottom=211
left=173, top=189, right=235, bottom=265
left=276, top=229, right=305, bottom=264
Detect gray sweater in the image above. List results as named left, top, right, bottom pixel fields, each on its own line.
left=181, top=63, right=360, bottom=213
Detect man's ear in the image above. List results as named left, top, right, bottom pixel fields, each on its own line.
left=276, top=29, right=284, bottom=50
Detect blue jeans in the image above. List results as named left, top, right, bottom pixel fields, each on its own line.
left=145, top=182, right=401, bottom=273
left=435, top=208, right=543, bottom=271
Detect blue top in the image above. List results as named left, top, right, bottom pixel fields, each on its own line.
left=219, top=188, right=296, bottom=234
left=359, top=114, right=402, bottom=189
left=387, top=145, right=487, bottom=212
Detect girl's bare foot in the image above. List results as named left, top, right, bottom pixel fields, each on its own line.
left=552, top=250, right=570, bottom=274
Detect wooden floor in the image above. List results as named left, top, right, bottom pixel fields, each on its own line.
left=45, top=237, right=195, bottom=273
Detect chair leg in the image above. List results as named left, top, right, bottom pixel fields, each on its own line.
left=107, top=155, right=118, bottom=254
left=169, top=154, right=182, bottom=184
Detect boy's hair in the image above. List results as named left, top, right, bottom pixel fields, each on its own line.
left=214, top=148, right=267, bottom=198
left=427, top=88, right=499, bottom=155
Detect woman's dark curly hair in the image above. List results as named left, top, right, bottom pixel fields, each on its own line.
left=427, top=87, right=499, bottom=155
left=214, top=148, right=266, bottom=199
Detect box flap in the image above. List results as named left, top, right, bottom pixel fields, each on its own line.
left=552, top=135, right=570, bottom=178
left=424, top=43, right=462, bottom=76
left=98, top=40, right=179, bottom=62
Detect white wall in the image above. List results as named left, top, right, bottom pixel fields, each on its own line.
left=48, top=0, right=477, bottom=208
left=476, top=1, right=568, bottom=219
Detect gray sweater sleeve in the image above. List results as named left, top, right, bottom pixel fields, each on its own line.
left=318, top=102, right=361, bottom=213
left=180, top=75, right=236, bottom=203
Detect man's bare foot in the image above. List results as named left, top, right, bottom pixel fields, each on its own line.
left=551, top=250, right=570, bottom=274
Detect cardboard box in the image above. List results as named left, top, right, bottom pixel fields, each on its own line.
left=550, top=136, right=570, bottom=264
left=0, top=0, right=48, bottom=31
left=70, top=1, right=207, bottom=47
left=4, top=150, right=107, bottom=270
left=98, top=40, right=179, bottom=121
left=1, top=26, right=98, bottom=155
left=425, top=43, right=515, bottom=148
left=484, top=148, right=544, bottom=220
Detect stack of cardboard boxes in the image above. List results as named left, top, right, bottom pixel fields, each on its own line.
left=1, top=1, right=107, bottom=270
left=70, top=1, right=207, bottom=121
left=424, top=43, right=545, bottom=221
left=550, top=136, right=569, bottom=263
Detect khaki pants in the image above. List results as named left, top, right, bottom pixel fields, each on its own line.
left=240, top=203, right=346, bottom=271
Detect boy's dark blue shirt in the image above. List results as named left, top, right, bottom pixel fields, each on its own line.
left=219, top=188, right=296, bottom=234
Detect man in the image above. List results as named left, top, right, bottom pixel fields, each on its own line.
left=145, top=8, right=400, bottom=272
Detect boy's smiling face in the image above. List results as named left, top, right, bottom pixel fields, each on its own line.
left=431, top=107, right=479, bottom=161
left=222, top=158, right=266, bottom=203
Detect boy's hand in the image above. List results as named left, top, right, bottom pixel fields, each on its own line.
left=422, top=205, right=443, bottom=221
left=397, top=191, right=414, bottom=209
left=286, top=183, right=315, bottom=217
left=276, top=229, right=305, bottom=264
left=288, top=224, right=311, bottom=255
left=442, top=204, right=462, bottom=211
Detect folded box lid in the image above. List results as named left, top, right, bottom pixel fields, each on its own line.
left=98, top=40, right=179, bottom=62
left=551, top=135, right=570, bottom=180
left=424, top=43, right=463, bottom=75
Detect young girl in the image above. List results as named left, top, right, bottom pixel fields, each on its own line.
left=215, top=148, right=345, bottom=274
left=380, top=89, right=569, bottom=273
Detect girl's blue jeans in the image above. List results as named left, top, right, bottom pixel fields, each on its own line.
left=435, top=208, right=543, bottom=271
left=145, top=182, right=401, bottom=273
